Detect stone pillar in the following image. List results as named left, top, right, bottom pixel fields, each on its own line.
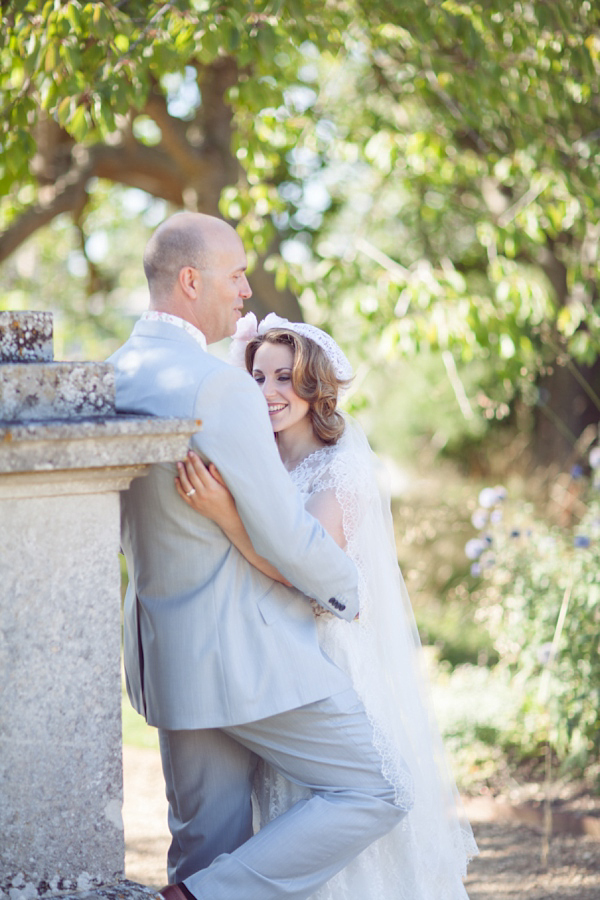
left=0, top=312, right=198, bottom=900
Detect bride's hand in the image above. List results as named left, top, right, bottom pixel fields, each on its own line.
left=176, top=452, right=237, bottom=527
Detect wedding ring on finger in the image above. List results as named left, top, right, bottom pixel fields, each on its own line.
left=185, top=488, right=196, bottom=497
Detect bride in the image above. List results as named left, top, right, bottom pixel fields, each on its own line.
left=176, top=312, right=478, bottom=900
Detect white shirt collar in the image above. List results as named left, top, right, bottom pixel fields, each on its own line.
left=141, top=311, right=207, bottom=351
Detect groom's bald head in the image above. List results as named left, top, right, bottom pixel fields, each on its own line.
left=143, top=212, right=215, bottom=298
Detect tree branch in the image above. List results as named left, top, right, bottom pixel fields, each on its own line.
left=0, top=151, right=93, bottom=261
left=0, top=139, right=189, bottom=263
left=143, top=84, right=204, bottom=177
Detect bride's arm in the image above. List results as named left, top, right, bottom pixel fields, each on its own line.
left=176, top=452, right=292, bottom=586
left=304, top=489, right=346, bottom=550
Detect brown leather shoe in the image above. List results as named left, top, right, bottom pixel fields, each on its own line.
left=158, top=885, right=193, bottom=900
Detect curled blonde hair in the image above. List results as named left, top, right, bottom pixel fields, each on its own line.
left=245, top=328, right=349, bottom=445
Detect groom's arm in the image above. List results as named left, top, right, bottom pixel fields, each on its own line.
left=191, top=365, right=359, bottom=620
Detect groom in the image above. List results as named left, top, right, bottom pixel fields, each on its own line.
left=109, top=212, right=407, bottom=900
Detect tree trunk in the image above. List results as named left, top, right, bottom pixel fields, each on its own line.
left=533, top=359, right=600, bottom=468
left=531, top=241, right=599, bottom=468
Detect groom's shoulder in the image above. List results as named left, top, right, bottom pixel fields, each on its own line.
left=108, top=325, right=258, bottom=399
left=196, top=354, right=258, bottom=398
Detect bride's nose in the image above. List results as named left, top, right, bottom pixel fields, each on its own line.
left=261, top=377, right=276, bottom=397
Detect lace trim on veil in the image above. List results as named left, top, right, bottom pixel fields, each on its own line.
left=289, top=438, right=415, bottom=811
left=255, top=417, right=478, bottom=898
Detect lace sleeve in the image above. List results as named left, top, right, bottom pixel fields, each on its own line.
left=303, top=432, right=381, bottom=621
left=304, top=488, right=346, bottom=549
left=289, top=440, right=370, bottom=617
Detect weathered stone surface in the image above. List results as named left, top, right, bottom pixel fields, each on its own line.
left=0, top=877, right=160, bottom=900
left=0, top=311, right=200, bottom=899
left=0, top=362, right=115, bottom=421
left=0, top=417, right=201, bottom=478
left=0, top=420, right=199, bottom=896
left=0, top=311, right=53, bottom=362
left=0, top=487, right=125, bottom=893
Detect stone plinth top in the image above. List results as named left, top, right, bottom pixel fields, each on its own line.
left=0, top=310, right=53, bottom=362
left=8, top=881, right=162, bottom=900
left=0, top=361, right=115, bottom=421
left=0, top=415, right=201, bottom=476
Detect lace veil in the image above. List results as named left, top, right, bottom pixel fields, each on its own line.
left=300, top=416, right=479, bottom=896
left=230, top=313, right=478, bottom=895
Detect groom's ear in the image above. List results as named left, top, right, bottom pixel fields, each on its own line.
left=179, top=265, right=201, bottom=300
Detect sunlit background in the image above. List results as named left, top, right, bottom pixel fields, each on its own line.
left=2, top=5, right=600, bottom=885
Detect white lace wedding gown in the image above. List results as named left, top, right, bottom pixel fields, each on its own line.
left=253, top=416, right=478, bottom=900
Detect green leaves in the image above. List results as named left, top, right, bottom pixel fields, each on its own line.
left=70, top=104, right=91, bottom=143
left=0, top=0, right=599, bottom=450
left=469, top=475, right=600, bottom=770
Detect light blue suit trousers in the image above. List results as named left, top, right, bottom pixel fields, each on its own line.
left=161, top=689, right=408, bottom=900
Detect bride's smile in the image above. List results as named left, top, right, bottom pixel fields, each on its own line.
left=267, top=402, right=287, bottom=416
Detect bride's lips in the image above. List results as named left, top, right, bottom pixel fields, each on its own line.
left=268, top=404, right=286, bottom=416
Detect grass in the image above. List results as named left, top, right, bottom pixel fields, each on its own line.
left=122, top=682, right=159, bottom=749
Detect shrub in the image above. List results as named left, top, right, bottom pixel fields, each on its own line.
left=464, top=443, right=600, bottom=775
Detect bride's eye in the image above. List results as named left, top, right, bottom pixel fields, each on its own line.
left=253, top=374, right=265, bottom=384
left=278, top=374, right=291, bottom=382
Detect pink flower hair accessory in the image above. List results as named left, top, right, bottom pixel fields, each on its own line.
left=228, top=312, right=259, bottom=368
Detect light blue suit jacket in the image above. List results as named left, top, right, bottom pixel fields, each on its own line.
left=109, top=319, right=358, bottom=729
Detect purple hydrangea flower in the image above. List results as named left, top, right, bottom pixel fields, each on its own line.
left=478, top=487, right=500, bottom=508
left=471, top=509, right=488, bottom=529
left=571, top=464, right=584, bottom=479
left=465, top=538, right=487, bottom=560
left=574, top=535, right=591, bottom=548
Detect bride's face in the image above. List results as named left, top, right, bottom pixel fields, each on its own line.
left=251, top=342, right=310, bottom=435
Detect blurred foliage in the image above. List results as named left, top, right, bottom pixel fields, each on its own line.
left=276, top=2, right=600, bottom=457
left=429, top=658, right=522, bottom=793
left=454, top=435, right=600, bottom=778
left=0, top=0, right=359, bottom=281
left=344, top=351, right=491, bottom=464
left=0, top=181, right=168, bottom=358
left=386, top=448, right=501, bottom=671
left=381, top=423, right=600, bottom=790
left=1, top=4, right=599, bottom=463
